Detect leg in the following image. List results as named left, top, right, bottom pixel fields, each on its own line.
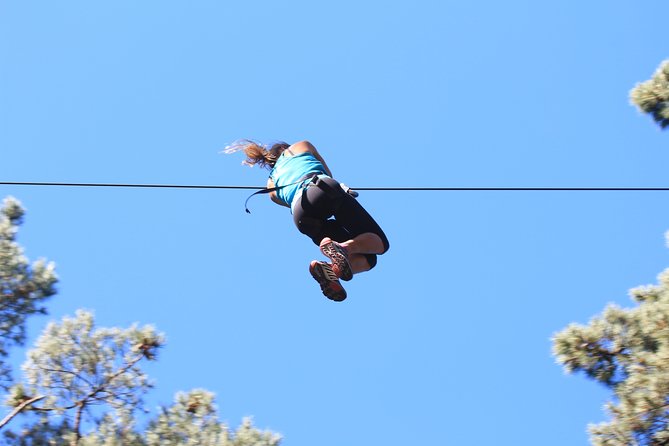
left=340, top=232, right=385, bottom=256
left=293, top=178, right=389, bottom=255
left=320, top=233, right=383, bottom=276
left=294, top=178, right=389, bottom=289
left=348, top=253, right=376, bottom=274
left=293, top=186, right=351, bottom=300
left=318, top=181, right=389, bottom=278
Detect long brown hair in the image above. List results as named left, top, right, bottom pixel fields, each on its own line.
left=223, top=139, right=289, bottom=170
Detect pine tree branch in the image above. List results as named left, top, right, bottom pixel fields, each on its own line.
left=30, top=402, right=79, bottom=412
left=0, top=395, right=45, bottom=430
left=30, top=354, right=145, bottom=413
left=71, top=401, right=85, bottom=446
left=67, top=353, right=144, bottom=446
left=85, top=353, right=144, bottom=402
left=37, top=366, right=95, bottom=388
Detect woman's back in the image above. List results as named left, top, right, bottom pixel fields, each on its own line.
left=270, top=150, right=328, bottom=207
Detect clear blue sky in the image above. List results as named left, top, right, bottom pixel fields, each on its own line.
left=2, top=1, right=669, bottom=444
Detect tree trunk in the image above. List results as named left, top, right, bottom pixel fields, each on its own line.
left=71, top=402, right=85, bottom=446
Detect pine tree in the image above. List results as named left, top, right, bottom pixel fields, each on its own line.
left=0, top=197, right=57, bottom=390
left=144, top=390, right=281, bottom=446
left=0, top=197, right=281, bottom=445
left=2, top=310, right=164, bottom=445
left=553, top=232, right=669, bottom=445
left=630, top=60, right=669, bottom=129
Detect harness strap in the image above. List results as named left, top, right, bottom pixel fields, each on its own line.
left=244, top=175, right=359, bottom=214
left=244, top=174, right=318, bottom=213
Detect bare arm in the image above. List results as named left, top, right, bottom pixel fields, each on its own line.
left=267, top=177, right=290, bottom=208
left=289, top=140, right=334, bottom=177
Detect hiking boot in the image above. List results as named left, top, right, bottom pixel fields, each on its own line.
left=309, top=261, right=347, bottom=302
left=319, top=238, right=353, bottom=281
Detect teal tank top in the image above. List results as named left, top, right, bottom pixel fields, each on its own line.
left=270, top=152, right=328, bottom=209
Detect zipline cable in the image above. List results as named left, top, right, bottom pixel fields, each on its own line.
left=355, top=187, right=669, bottom=191
left=0, top=181, right=260, bottom=190
left=1, top=181, right=669, bottom=191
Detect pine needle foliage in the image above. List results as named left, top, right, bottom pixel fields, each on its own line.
left=0, top=197, right=57, bottom=389
left=2, top=310, right=281, bottom=445
left=0, top=200, right=281, bottom=445
left=630, top=60, right=669, bottom=129
left=144, top=390, right=282, bottom=446
left=553, top=233, right=669, bottom=445
left=4, top=310, right=164, bottom=445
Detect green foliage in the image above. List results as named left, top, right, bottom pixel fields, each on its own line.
left=0, top=199, right=280, bottom=445
left=1, top=414, right=73, bottom=446
left=13, top=309, right=164, bottom=413
left=145, top=390, right=282, bottom=446
left=553, top=234, right=669, bottom=445
left=76, top=390, right=282, bottom=446
left=78, top=409, right=146, bottom=446
left=0, top=197, right=58, bottom=389
left=630, top=60, right=669, bottom=129
left=3, top=311, right=281, bottom=445
left=2, top=310, right=164, bottom=444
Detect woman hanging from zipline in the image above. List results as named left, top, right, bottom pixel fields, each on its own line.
left=226, top=140, right=389, bottom=302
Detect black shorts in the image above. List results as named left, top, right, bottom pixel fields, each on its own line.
left=292, top=176, right=389, bottom=268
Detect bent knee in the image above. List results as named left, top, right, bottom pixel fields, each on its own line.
left=379, top=236, right=390, bottom=254
left=365, top=254, right=378, bottom=270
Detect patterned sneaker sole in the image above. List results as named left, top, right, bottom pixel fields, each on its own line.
left=320, top=240, right=353, bottom=282
left=309, top=261, right=347, bottom=302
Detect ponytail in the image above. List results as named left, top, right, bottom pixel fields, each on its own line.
left=223, top=139, right=289, bottom=169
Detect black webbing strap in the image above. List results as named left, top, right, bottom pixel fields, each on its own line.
left=244, top=174, right=318, bottom=213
